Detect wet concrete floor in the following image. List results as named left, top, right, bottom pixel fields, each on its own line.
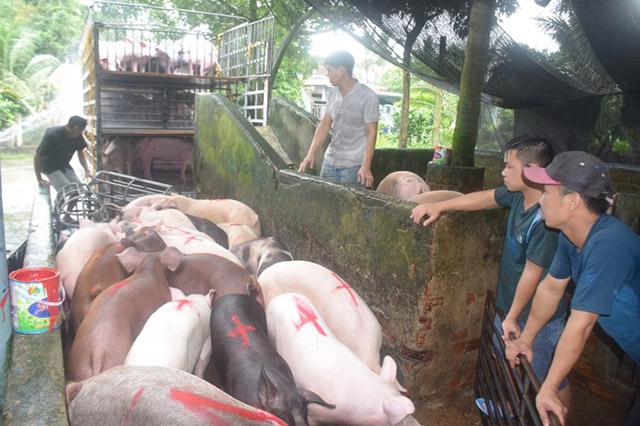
left=1, top=156, right=37, bottom=256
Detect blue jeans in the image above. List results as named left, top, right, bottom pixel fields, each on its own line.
left=320, top=160, right=361, bottom=185
left=494, top=314, right=569, bottom=389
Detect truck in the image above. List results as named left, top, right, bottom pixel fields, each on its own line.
left=79, top=1, right=274, bottom=184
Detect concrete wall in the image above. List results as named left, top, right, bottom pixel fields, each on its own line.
left=194, top=93, right=507, bottom=398
left=268, top=97, right=434, bottom=188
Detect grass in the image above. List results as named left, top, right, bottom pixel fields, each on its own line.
left=0, top=150, right=35, bottom=160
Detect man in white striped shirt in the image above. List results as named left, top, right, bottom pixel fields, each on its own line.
left=298, top=51, right=379, bottom=187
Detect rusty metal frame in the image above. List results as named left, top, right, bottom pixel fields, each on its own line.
left=474, top=291, right=561, bottom=426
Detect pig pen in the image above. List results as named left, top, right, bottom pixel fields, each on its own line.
left=193, top=92, right=508, bottom=401
left=194, top=94, right=640, bottom=411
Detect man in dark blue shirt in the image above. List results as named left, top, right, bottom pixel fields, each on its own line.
left=34, top=116, right=92, bottom=191
left=506, top=151, right=640, bottom=426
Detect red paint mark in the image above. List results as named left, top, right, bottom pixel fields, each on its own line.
left=293, top=296, right=326, bottom=336
left=169, top=388, right=286, bottom=425
left=164, top=225, right=191, bottom=235
left=109, top=277, right=133, bottom=295
left=122, top=387, right=145, bottom=425
left=182, top=235, right=201, bottom=245
left=227, top=315, right=256, bottom=347
left=331, top=272, right=358, bottom=308
left=1, top=291, right=10, bottom=322
left=175, top=299, right=194, bottom=311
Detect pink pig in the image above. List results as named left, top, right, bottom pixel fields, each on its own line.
left=266, top=293, right=416, bottom=426
left=125, top=291, right=214, bottom=377
left=258, top=260, right=383, bottom=374
left=55, top=227, right=117, bottom=299
left=136, top=137, right=193, bottom=182
left=66, top=365, right=287, bottom=425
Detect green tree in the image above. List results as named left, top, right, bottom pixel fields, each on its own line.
left=0, top=0, right=85, bottom=129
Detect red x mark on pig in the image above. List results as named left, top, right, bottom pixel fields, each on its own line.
left=294, top=296, right=326, bottom=336
left=332, top=272, right=358, bottom=307
left=182, top=235, right=202, bottom=245
left=227, top=315, right=256, bottom=347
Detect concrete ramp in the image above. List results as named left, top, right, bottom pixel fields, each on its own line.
left=255, top=126, right=294, bottom=168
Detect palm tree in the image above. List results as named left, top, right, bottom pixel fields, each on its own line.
left=0, top=25, right=61, bottom=118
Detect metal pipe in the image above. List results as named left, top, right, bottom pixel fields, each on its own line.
left=0, top=164, right=12, bottom=406
left=89, top=0, right=249, bottom=22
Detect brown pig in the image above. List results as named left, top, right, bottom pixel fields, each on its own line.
left=67, top=249, right=171, bottom=382
left=160, top=247, right=258, bottom=300
left=70, top=242, right=129, bottom=332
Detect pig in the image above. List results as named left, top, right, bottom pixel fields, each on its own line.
left=120, top=226, right=167, bottom=252
left=66, top=365, right=287, bottom=426
left=266, top=293, right=415, bottom=426
left=210, top=294, right=333, bottom=425
left=101, top=137, right=135, bottom=175
left=159, top=246, right=258, bottom=298
left=70, top=242, right=129, bottom=332
left=136, top=137, right=193, bottom=182
left=231, top=237, right=294, bottom=277
left=258, top=261, right=383, bottom=374
left=154, top=225, right=241, bottom=265
left=123, top=206, right=198, bottom=231
left=169, top=194, right=262, bottom=236
left=67, top=249, right=171, bottom=382
left=55, top=227, right=117, bottom=299
left=376, top=171, right=430, bottom=200
left=119, top=39, right=151, bottom=73
left=148, top=47, right=172, bottom=73
left=219, top=223, right=260, bottom=247
left=125, top=291, right=214, bottom=377
left=408, top=190, right=463, bottom=204
left=184, top=213, right=229, bottom=248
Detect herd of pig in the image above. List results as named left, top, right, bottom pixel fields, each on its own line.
left=99, top=37, right=219, bottom=76
left=56, top=193, right=422, bottom=425
left=102, top=136, right=193, bottom=182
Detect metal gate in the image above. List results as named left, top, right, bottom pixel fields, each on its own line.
left=474, top=292, right=561, bottom=426
left=219, top=16, right=275, bottom=126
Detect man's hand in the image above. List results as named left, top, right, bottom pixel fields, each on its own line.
left=83, top=168, right=93, bottom=179
left=505, top=336, right=533, bottom=368
left=501, top=317, right=521, bottom=341
left=536, top=385, right=568, bottom=426
left=298, top=153, right=314, bottom=173
left=357, top=166, right=373, bottom=188
left=37, top=178, right=50, bottom=186
left=410, top=203, right=443, bottom=226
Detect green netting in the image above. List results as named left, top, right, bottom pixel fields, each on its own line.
left=304, top=0, right=640, bottom=163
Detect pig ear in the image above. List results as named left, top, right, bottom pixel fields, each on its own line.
left=117, top=247, right=144, bottom=273
left=257, top=368, right=278, bottom=409
left=65, top=382, right=83, bottom=404
left=382, top=395, right=415, bottom=425
left=380, top=355, right=399, bottom=384
left=299, top=389, right=335, bottom=409
left=206, top=289, right=215, bottom=306
left=160, top=246, right=183, bottom=271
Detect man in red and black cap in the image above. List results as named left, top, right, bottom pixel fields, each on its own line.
left=506, top=151, right=640, bottom=426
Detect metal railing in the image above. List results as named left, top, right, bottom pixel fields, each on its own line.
left=474, top=292, right=560, bottom=426
left=89, top=170, right=175, bottom=217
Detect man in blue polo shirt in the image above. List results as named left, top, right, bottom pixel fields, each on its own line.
left=506, top=151, right=640, bottom=426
